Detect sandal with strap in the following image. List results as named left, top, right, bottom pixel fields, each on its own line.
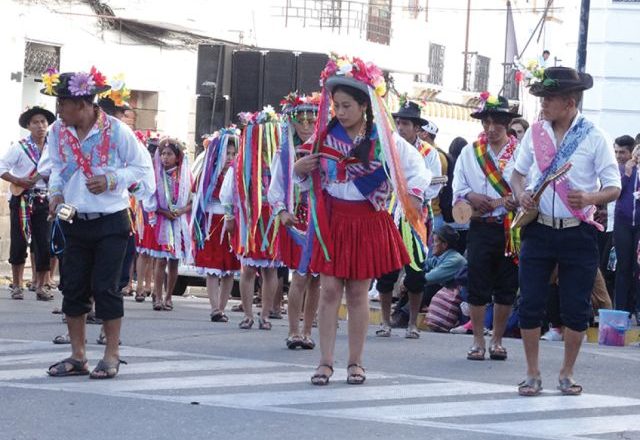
left=301, top=336, right=316, bottom=350
left=467, top=345, right=486, bottom=361
left=375, top=324, right=392, bottom=338
left=405, top=328, right=420, bottom=339
left=238, top=316, right=254, bottom=329
left=310, top=364, right=334, bottom=386
left=489, top=344, right=508, bottom=361
left=258, top=318, right=272, bottom=330
left=286, top=335, right=303, bottom=349
left=518, top=376, right=543, bottom=397
left=152, top=297, right=163, bottom=311
left=347, top=364, right=366, bottom=385
left=558, top=377, right=583, bottom=396
left=89, top=359, right=128, bottom=379
left=210, top=311, right=229, bottom=322
left=11, top=287, right=24, bottom=300
left=163, top=300, right=174, bottom=311
left=47, top=357, right=90, bottom=377
left=36, top=289, right=54, bottom=301
left=52, top=334, right=71, bottom=345
left=134, top=291, right=145, bottom=303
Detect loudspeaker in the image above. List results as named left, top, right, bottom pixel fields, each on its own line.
left=195, top=95, right=228, bottom=147
left=196, top=44, right=234, bottom=95
left=262, top=51, right=296, bottom=108
left=296, top=52, right=328, bottom=94
left=231, top=50, right=263, bottom=120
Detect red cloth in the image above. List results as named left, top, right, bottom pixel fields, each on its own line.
left=137, top=222, right=161, bottom=251
left=194, top=214, right=240, bottom=272
left=278, top=202, right=309, bottom=270
left=310, top=196, right=409, bottom=280
left=233, top=203, right=279, bottom=261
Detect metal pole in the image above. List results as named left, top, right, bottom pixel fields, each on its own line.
left=462, top=0, right=471, bottom=90
left=576, top=0, right=590, bottom=73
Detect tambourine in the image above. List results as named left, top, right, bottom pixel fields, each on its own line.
left=452, top=200, right=473, bottom=224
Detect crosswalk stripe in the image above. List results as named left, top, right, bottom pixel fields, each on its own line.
left=471, top=414, right=640, bottom=437
left=0, top=358, right=290, bottom=381
left=171, top=381, right=515, bottom=407
left=313, top=394, right=640, bottom=421
left=30, top=370, right=391, bottom=393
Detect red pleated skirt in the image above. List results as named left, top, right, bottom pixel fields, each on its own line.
left=310, top=196, right=410, bottom=280
left=137, top=222, right=161, bottom=252
left=279, top=223, right=305, bottom=270
left=233, top=204, right=279, bottom=261
left=194, top=214, right=240, bottom=273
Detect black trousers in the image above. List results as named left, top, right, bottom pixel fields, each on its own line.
left=614, top=222, right=640, bottom=313
left=61, top=210, right=130, bottom=320
left=9, top=194, right=50, bottom=271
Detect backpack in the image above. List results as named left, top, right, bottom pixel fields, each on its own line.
left=426, top=286, right=461, bottom=332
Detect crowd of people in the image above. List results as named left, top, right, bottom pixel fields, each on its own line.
left=4, top=55, right=634, bottom=396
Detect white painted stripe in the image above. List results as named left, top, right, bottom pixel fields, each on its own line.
left=473, top=414, right=640, bottom=437
left=31, top=370, right=389, bottom=393
left=172, top=381, right=515, bottom=408
left=0, top=359, right=287, bottom=381
left=315, top=394, right=640, bottom=421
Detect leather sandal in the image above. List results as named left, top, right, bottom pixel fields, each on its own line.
left=346, top=364, right=366, bottom=385
left=489, top=344, right=508, bottom=361
left=518, top=376, right=543, bottom=396
left=375, top=324, right=392, bottom=337
left=134, top=291, right=145, bottom=302
left=467, top=345, right=486, bottom=361
left=47, top=357, right=89, bottom=377
left=258, top=318, right=272, bottom=330
left=89, top=359, right=127, bottom=379
left=311, top=364, right=334, bottom=386
left=558, top=377, right=582, bottom=396
left=286, top=335, right=303, bottom=349
left=238, top=316, right=254, bottom=329
left=300, top=336, right=316, bottom=350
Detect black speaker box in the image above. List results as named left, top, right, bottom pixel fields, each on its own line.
left=262, top=51, right=296, bottom=108
left=296, top=52, right=328, bottom=94
left=231, top=50, right=263, bottom=120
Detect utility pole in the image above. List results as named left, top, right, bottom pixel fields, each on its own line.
left=462, top=0, right=471, bottom=90
left=576, top=0, right=590, bottom=73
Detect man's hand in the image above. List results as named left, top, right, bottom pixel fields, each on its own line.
left=625, top=159, right=637, bottom=177
left=49, top=194, right=64, bottom=218
left=224, top=218, right=235, bottom=235
left=293, top=154, right=320, bottom=178
left=86, top=175, right=108, bottom=195
left=278, top=211, right=297, bottom=227
left=517, top=191, right=536, bottom=211
left=567, top=190, right=594, bottom=210
left=158, top=209, right=177, bottom=220
left=408, top=195, right=424, bottom=220
left=594, top=208, right=608, bottom=227
left=504, top=195, right=519, bottom=212
left=15, top=177, right=36, bottom=189
left=466, top=193, right=494, bottom=214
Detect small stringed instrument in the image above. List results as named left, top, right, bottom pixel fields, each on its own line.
left=452, top=195, right=513, bottom=224
left=510, top=162, right=573, bottom=229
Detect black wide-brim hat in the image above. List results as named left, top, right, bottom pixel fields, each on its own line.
left=392, top=101, right=428, bottom=126
left=40, top=72, right=110, bottom=98
left=18, top=106, right=56, bottom=129
left=470, top=95, right=521, bottom=120
left=529, top=66, right=593, bottom=97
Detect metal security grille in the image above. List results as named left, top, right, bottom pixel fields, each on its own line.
left=474, top=55, right=490, bottom=92
left=427, top=43, right=445, bottom=85
left=502, top=64, right=519, bottom=101
left=24, top=42, right=60, bottom=76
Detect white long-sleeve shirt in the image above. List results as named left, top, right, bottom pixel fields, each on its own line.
left=514, top=113, right=620, bottom=218
left=414, top=139, right=442, bottom=201
left=0, top=137, right=47, bottom=191
left=47, top=112, right=155, bottom=214
left=452, top=140, right=518, bottom=218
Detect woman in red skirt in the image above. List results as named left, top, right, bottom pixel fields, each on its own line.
left=220, top=108, right=282, bottom=331
left=294, top=55, right=430, bottom=385
left=269, top=92, right=321, bottom=350
left=191, top=128, right=240, bottom=322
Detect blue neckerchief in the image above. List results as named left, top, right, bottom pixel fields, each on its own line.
left=533, top=116, right=594, bottom=193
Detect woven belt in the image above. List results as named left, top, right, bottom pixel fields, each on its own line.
left=75, top=212, right=106, bottom=221
left=536, top=213, right=581, bottom=229
left=471, top=216, right=504, bottom=224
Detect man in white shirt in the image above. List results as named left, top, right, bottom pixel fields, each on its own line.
left=42, top=69, right=154, bottom=379
left=0, top=107, right=56, bottom=300
left=375, top=101, right=439, bottom=339
left=511, top=67, right=621, bottom=396
left=452, top=94, right=520, bottom=362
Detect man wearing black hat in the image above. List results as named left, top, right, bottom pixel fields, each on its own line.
left=511, top=67, right=620, bottom=396
left=0, top=107, right=56, bottom=301
left=452, top=94, right=520, bottom=362
left=41, top=69, right=154, bottom=379
left=374, top=100, right=441, bottom=339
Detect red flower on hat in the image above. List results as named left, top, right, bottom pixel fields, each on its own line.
left=90, top=66, right=107, bottom=87
left=479, top=91, right=490, bottom=101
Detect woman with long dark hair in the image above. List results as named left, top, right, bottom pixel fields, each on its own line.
left=294, top=55, right=430, bottom=385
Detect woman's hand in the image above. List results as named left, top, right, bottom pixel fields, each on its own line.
left=278, top=211, right=297, bottom=227
left=293, top=154, right=320, bottom=178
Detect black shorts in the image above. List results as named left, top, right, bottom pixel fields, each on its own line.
left=9, top=194, right=51, bottom=271
left=466, top=221, right=518, bottom=306
left=60, top=210, right=130, bottom=320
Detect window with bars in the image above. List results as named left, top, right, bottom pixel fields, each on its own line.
left=474, top=55, right=490, bottom=92
left=407, top=0, right=419, bottom=18
left=367, top=0, right=392, bottom=45
left=427, top=43, right=445, bottom=85
left=24, top=42, right=60, bottom=77
left=319, top=0, right=343, bottom=28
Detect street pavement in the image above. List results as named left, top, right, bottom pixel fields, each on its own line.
left=2, top=290, right=640, bottom=440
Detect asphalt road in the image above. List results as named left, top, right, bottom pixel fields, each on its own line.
left=2, top=290, right=640, bottom=440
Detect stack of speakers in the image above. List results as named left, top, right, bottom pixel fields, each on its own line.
left=195, top=44, right=328, bottom=147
